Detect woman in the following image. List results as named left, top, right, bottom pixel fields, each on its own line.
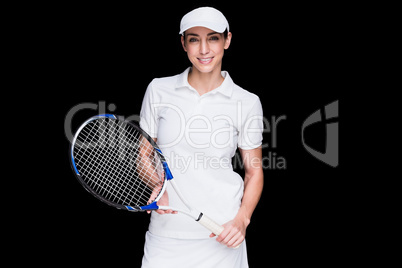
left=140, top=7, right=264, bottom=268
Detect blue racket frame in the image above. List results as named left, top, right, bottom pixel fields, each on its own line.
left=70, top=114, right=173, bottom=212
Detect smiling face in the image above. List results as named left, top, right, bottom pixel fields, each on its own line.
left=181, top=27, right=232, bottom=74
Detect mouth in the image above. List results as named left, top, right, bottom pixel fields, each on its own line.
left=197, top=57, right=214, bottom=64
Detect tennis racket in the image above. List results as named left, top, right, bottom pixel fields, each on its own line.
left=69, top=114, right=236, bottom=245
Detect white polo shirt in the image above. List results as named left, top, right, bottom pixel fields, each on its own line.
left=140, top=67, right=263, bottom=239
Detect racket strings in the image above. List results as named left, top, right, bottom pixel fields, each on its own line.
left=73, top=118, right=165, bottom=207
left=75, top=126, right=146, bottom=205
left=75, top=120, right=161, bottom=205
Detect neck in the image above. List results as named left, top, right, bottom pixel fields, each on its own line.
left=188, top=66, right=224, bottom=96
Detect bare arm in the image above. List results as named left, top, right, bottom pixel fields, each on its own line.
left=213, top=146, right=264, bottom=248
left=145, top=138, right=176, bottom=215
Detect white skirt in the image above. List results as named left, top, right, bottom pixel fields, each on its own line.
left=141, top=231, right=249, bottom=268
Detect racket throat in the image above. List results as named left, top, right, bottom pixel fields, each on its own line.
left=166, top=207, right=203, bottom=221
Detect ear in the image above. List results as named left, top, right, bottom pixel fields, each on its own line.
left=181, top=35, right=187, bottom=52
left=224, top=32, right=232, bottom=50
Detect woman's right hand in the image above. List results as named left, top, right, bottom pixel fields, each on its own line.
left=147, top=190, right=178, bottom=215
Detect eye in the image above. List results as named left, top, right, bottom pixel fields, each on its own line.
left=189, top=38, right=199, bottom=42
left=209, top=36, right=220, bottom=41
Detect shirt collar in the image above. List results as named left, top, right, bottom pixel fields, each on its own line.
left=175, top=67, right=234, bottom=98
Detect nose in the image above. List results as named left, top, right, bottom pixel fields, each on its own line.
left=200, top=39, right=210, bottom=55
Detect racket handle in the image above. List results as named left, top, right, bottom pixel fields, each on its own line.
left=198, top=214, right=241, bottom=249
left=198, top=214, right=224, bottom=235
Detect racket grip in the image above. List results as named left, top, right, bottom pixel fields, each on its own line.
left=198, top=214, right=241, bottom=249
left=198, top=214, right=224, bottom=235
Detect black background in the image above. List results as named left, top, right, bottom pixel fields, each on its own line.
left=46, top=2, right=352, bottom=267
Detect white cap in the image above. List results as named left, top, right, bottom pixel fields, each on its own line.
left=179, top=7, right=229, bottom=35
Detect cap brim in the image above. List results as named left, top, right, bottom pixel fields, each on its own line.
left=179, top=21, right=227, bottom=35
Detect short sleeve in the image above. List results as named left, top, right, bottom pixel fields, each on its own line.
left=140, top=80, right=159, bottom=138
left=237, top=98, right=263, bottom=150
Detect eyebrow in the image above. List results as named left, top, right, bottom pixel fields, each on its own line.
left=186, top=31, right=220, bottom=37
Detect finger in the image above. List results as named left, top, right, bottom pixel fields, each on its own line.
left=231, top=239, right=243, bottom=249
left=221, top=229, right=237, bottom=245
left=216, top=226, right=231, bottom=243
left=232, top=235, right=245, bottom=248
left=155, top=209, right=178, bottom=214
left=222, top=226, right=242, bottom=246
left=216, top=232, right=225, bottom=243
left=155, top=209, right=165, bottom=214
left=227, top=232, right=243, bottom=248
left=209, top=233, right=216, bottom=238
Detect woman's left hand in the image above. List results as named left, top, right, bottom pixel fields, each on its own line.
left=210, top=147, right=263, bottom=248
left=209, top=214, right=250, bottom=248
